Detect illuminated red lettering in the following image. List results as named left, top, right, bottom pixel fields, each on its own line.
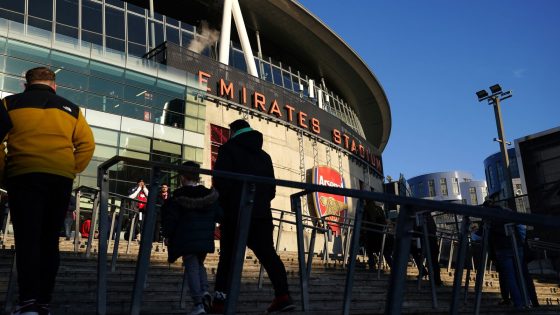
left=219, top=79, right=234, bottom=99
left=253, top=92, right=266, bottom=111
left=241, top=86, right=247, bottom=104
left=198, top=71, right=211, bottom=92
left=311, top=118, right=320, bottom=134
left=284, top=105, right=295, bottom=122
left=359, top=145, right=365, bottom=158
left=343, top=134, right=350, bottom=149
left=298, top=112, right=308, bottom=128
left=332, top=129, right=341, bottom=144
left=269, top=100, right=282, bottom=117
left=351, top=139, right=357, bottom=153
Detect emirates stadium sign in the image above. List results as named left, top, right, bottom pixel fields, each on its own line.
left=310, top=165, right=348, bottom=235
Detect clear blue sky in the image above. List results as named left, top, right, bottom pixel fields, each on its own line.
left=298, top=0, right=560, bottom=181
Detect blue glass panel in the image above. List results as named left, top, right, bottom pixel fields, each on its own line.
left=128, top=42, right=146, bottom=57
left=28, top=17, right=52, bottom=33
left=5, top=56, right=44, bottom=78
left=282, top=71, right=293, bottom=91
left=166, top=26, right=179, bottom=45
left=156, top=79, right=185, bottom=98
left=126, top=2, right=145, bottom=15
left=261, top=62, right=272, bottom=83
left=90, top=60, right=124, bottom=83
left=272, top=66, right=282, bottom=86
left=124, top=70, right=156, bottom=90
left=0, top=0, right=24, bottom=14
left=82, top=0, right=102, bottom=33
left=56, top=68, right=88, bottom=91
left=49, top=50, right=90, bottom=74
left=181, top=31, right=193, bottom=48
left=127, top=13, right=146, bottom=45
left=2, top=74, right=26, bottom=94
left=89, top=75, right=124, bottom=98
left=6, top=40, right=50, bottom=62
left=56, top=0, right=78, bottom=27
left=0, top=9, right=24, bottom=23
left=106, top=37, right=125, bottom=53
left=106, top=6, right=125, bottom=39
left=28, top=0, right=53, bottom=20
left=56, top=85, right=87, bottom=107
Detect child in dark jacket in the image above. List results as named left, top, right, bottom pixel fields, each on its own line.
left=162, top=161, right=222, bottom=315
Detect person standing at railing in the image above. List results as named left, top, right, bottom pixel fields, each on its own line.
left=211, top=119, right=295, bottom=313
left=153, top=183, right=169, bottom=243
left=161, top=161, right=222, bottom=315
left=361, top=199, right=391, bottom=271
left=127, top=179, right=149, bottom=241
left=63, top=194, right=77, bottom=241
left=0, top=66, right=95, bottom=315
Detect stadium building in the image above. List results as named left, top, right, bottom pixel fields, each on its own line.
left=0, top=0, right=391, bottom=248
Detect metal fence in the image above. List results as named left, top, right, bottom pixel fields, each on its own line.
left=90, top=155, right=560, bottom=315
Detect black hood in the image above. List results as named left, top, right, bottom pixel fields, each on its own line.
left=228, top=130, right=263, bottom=153
left=172, top=186, right=219, bottom=210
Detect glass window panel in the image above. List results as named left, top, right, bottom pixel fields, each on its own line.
left=119, top=133, right=150, bottom=152
left=85, top=91, right=105, bottom=112
left=0, top=55, right=5, bottom=72
left=126, top=2, right=145, bottom=15
left=56, top=24, right=78, bottom=41
left=28, top=0, right=53, bottom=20
left=153, top=140, right=181, bottom=155
left=261, top=62, right=272, bottom=83
left=183, top=146, right=196, bottom=161
left=91, top=127, right=118, bottom=146
left=185, top=116, right=197, bottom=132
left=272, top=66, right=282, bottom=86
left=106, top=37, right=125, bottom=53
left=56, top=68, right=89, bottom=91
left=232, top=49, right=246, bottom=72
left=195, top=148, right=203, bottom=163
left=181, top=31, right=193, bottom=48
left=180, top=22, right=194, bottom=32
left=89, top=76, right=124, bottom=98
left=106, top=0, right=124, bottom=8
left=156, top=79, right=184, bottom=98
left=0, top=9, right=24, bottom=23
left=166, top=16, right=179, bottom=27
left=127, top=13, right=146, bottom=44
left=185, top=103, right=198, bottom=117
left=28, top=17, right=53, bottom=35
left=56, top=0, right=79, bottom=27
left=150, top=21, right=164, bottom=47
left=154, top=12, right=163, bottom=21
left=119, top=149, right=149, bottom=160
left=82, top=1, right=102, bottom=33
left=82, top=31, right=102, bottom=47
left=2, top=75, right=26, bottom=94
left=106, top=7, right=125, bottom=39
left=56, top=86, right=87, bottom=106
left=49, top=50, right=90, bottom=74
left=120, top=101, right=151, bottom=121
left=90, top=60, right=125, bottom=83
left=166, top=26, right=179, bottom=45
left=196, top=119, right=204, bottom=134
left=125, top=70, right=156, bottom=90
left=282, top=71, right=293, bottom=91
left=5, top=56, right=44, bottom=77
left=94, top=144, right=118, bottom=159
left=7, top=40, right=50, bottom=63
left=127, top=42, right=146, bottom=57
left=197, top=104, right=206, bottom=119
left=123, top=84, right=149, bottom=104
left=0, top=0, right=24, bottom=13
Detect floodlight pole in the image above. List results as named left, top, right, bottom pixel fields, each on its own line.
left=490, top=95, right=516, bottom=211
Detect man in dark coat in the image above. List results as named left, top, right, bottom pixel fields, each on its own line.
left=212, top=119, right=294, bottom=313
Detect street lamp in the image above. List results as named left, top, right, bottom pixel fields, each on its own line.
left=476, top=84, right=516, bottom=210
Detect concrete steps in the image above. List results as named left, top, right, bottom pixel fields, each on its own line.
left=0, top=236, right=559, bottom=314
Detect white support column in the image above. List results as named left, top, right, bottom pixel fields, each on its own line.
left=219, top=0, right=234, bottom=65
left=232, top=0, right=259, bottom=77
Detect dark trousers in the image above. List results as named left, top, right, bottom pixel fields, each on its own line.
left=7, top=173, right=73, bottom=303
left=215, top=218, right=289, bottom=297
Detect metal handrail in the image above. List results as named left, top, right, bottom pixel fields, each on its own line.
left=93, top=155, right=560, bottom=315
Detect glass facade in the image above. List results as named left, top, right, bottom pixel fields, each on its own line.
left=0, top=0, right=365, bottom=137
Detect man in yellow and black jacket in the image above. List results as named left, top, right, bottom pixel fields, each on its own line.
left=0, top=66, right=95, bottom=315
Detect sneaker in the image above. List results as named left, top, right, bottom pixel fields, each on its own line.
left=209, top=291, right=226, bottom=314
left=202, top=291, right=213, bottom=313
left=189, top=303, right=206, bottom=315
left=265, top=294, right=296, bottom=313
left=11, top=299, right=39, bottom=315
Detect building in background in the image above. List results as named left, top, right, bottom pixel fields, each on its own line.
left=0, top=0, right=391, bottom=251
left=483, top=148, right=527, bottom=211
left=407, top=171, right=487, bottom=205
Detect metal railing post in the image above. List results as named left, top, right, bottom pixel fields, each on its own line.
left=306, top=223, right=317, bottom=283
left=450, top=216, right=470, bottom=315
left=474, top=221, right=490, bottom=315
left=292, top=193, right=309, bottom=311
left=506, top=223, right=530, bottom=307
left=130, top=167, right=161, bottom=315
left=224, top=181, right=256, bottom=315
left=419, top=212, right=438, bottom=308
left=377, top=226, right=387, bottom=280
left=342, top=199, right=364, bottom=315
left=111, top=204, right=125, bottom=272
left=86, top=193, right=100, bottom=258
left=73, top=190, right=81, bottom=253
left=96, top=170, right=110, bottom=315
left=385, top=205, right=415, bottom=315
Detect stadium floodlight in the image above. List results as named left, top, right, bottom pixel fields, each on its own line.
left=489, top=84, right=502, bottom=94
left=476, top=89, right=489, bottom=101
